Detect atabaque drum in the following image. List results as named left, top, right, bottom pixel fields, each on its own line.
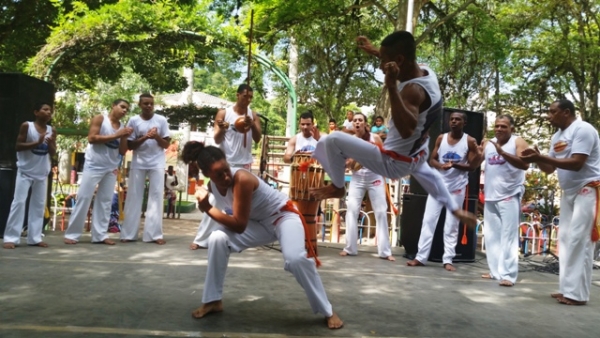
left=289, top=153, right=325, bottom=256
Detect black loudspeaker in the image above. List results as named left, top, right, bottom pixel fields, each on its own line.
left=400, top=194, right=479, bottom=263
left=0, top=73, right=55, bottom=236
left=410, top=108, right=485, bottom=196
left=399, top=194, right=429, bottom=258
left=428, top=197, right=478, bottom=263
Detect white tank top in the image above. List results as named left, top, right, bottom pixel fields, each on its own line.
left=210, top=168, right=288, bottom=221
left=384, top=66, right=443, bottom=156
left=294, top=133, right=317, bottom=153
left=218, top=107, right=254, bottom=167
left=17, top=122, right=52, bottom=180
left=483, top=135, right=525, bottom=201
left=438, top=133, right=469, bottom=191
left=84, top=116, right=123, bottom=172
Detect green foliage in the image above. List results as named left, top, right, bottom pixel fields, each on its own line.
left=524, top=169, right=560, bottom=217
left=27, top=0, right=245, bottom=92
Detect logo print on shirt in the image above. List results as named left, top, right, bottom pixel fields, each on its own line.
left=106, top=139, right=120, bottom=149
left=31, top=143, right=49, bottom=156
left=553, top=140, right=568, bottom=153
left=487, top=153, right=506, bottom=165
left=373, top=179, right=382, bottom=186
left=441, top=151, right=462, bottom=164
left=299, top=145, right=316, bottom=152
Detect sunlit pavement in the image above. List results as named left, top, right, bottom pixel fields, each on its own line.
left=1, top=214, right=599, bottom=338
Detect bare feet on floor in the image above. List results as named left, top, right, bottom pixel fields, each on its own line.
left=3, top=243, right=16, bottom=249
left=339, top=251, right=350, bottom=256
left=326, top=312, right=344, bottom=329
left=444, top=263, right=456, bottom=271
left=406, top=259, right=424, bottom=266
left=189, top=243, right=206, bottom=250
left=499, top=280, right=514, bottom=287
left=64, top=239, right=78, bottom=244
left=309, top=185, right=345, bottom=200
left=93, top=239, right=115, bottom=245
left=381, top=256, right=396, bottom=261
left=550, top=293, right=563, bottom=299
left=120, top=239, right=136, bottom=243
left=557, top=295, right=587, bottom=305
left=192, top=300, right=223, bottom=318
left=153, top=239, right=166, bottom=245
left=452, top=209, right=477, bottom=228
left=29, top=242, right=49, bottom=247
left=481, top=273, right=493, bottom=279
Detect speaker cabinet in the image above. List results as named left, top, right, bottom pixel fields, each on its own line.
left=0, top=73, right=55, bottom=235
left=410, top=108, right=484, bottom=196
left=400, top=194, right=478, bottom=262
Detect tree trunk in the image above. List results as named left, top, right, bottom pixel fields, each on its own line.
left=286, top=36, right=299, bottom=137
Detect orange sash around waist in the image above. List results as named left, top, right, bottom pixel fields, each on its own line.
left=280, top=200, right=322, bottom=267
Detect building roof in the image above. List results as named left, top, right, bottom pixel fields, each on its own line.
left=160, top=91, right=233, bottom=108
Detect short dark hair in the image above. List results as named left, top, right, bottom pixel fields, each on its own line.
left=329, top=118, right=336, bottom=124
left=449, top=111, right=467, bottom=123
left=181, top=141, right=226, bottom=174
left=33, top=102, right=52, bottom=111
left=496, top=114, right=515, bottom=127
left=380, top=31, right=416, bottom=61
left=112, top=99, right=129, bottom=106
left=300, top=111, right=314, bottom=122
left=554, top=99, right=576, bottom=116
left=237, top=84, right=253, bottom=93
left=374, top=115, right=384, bottom=121
left=139, top=93, right=154, bottom=102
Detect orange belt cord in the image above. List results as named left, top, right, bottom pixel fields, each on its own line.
left=280, top=200, right=322, bottom=267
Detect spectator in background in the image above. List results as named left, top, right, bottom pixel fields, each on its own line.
left=341, top=111, right=355, bottom=134
left=328, top=118, right=338, bottom=134
left=371, top=115, right=389, bottom=142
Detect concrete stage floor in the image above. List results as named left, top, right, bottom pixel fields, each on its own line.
left=1, top=215, right=599, bottom=338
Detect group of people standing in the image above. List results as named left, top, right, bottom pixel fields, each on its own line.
left=3, top=29, right=599, bottom=331
left=3, top=93, right=171, bottom=249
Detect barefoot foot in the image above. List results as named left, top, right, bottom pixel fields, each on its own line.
left=381, top=256, right=395, bottom=261
left=481, top=273, right=494, bottom=279
left=557, top=296, right=587, bottom=306
left=550, top=293, right=563, bottom=299
left=120, top=239, right=137, bottom=243
left=452, top=209, right=477, bottom=228
left=29, top=242, right=48, bottom=248
left=339, top=250, right=351, bottom=257
left=326, top=312, right=344, bottom=329
left=3, top=243, right=16, bottom=249
left=152, top=239, right=166, bottom=245
left=192, top=300, right=223, bottom=318
left=499, top=280, right=514, bottom=287
left=189, top=243, right=206, bottom=250
left=64, top=239, right=78, bottom=245
left=406, top=259, right=424, bottom=267
left=444, top=263, right=456, bottom=271
left=93, top=239, right=116, bottom=245
left=309, top=185, right=345, bottom=200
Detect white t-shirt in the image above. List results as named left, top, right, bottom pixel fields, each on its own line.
left=126, top=114, right=170, bottom=170
left=294, top=133, right=318, bottom=153
left=548, top=120, right=600, bottom=195
left=483, top=135, right=525, bottom=201
left=342, top=119, right=354, bottom=131
left=438, top=133, right=470, bottom=192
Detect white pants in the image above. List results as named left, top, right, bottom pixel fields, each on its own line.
left=64, top=170, right=117, bottom=242
left=313, top=132, right=459, bottom=212
left=343, top=171, right=392, bottom=257
left=415, top=187, right=466, bottom=265
left=202, top=212, right=333, bottom=316
left=558, top=186, right=596, bottom=302
left=121, top=168, right=164, bottom=242
left=3, top=170, right=46, bottom=245
left=192, top=194, right=222, bottom=247
left=483, top=194, right=521, bottom=283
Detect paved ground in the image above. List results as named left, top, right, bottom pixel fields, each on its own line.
left=1, top=212, right=600, bottom=338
